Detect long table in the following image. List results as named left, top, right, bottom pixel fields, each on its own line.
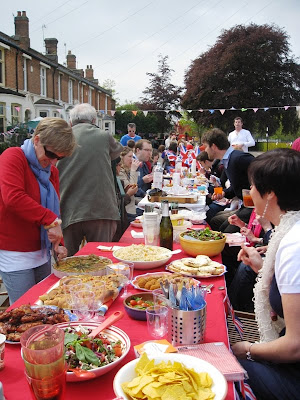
left=0, top=231, right=235, bottom=400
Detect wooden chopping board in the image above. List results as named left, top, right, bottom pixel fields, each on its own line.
left=148, top=194, right=198, bottom=203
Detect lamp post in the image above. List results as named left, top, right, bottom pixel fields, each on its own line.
left=266, top=127, right=269, bottom=151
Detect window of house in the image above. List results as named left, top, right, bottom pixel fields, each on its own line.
left=81, top=85, right=84, bottom=102
left=88, top=87, right=92, bottom=104
left=53, top=112, right=58, bottom=117
left=105, top=122, right=110, bottom=131
left=58, top=74, right=62, bottom=102
left=0, top=48, right=5, bottom=86
left=23, top=58, right=27, bottom=91
left=68, top=79, right=73, bottom=104
left=39, top=111, right=48, bottom=118
left=40, top=67, right=47, bottom=96
left=0, top=103, right=5, bottom=133
left=11, top=104, right=21, bottom=126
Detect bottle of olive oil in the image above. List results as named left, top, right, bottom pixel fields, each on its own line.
left=160, top=200, right=173, bottom=250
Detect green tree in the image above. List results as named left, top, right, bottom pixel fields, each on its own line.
left=115, top=102, right=161, bottom=136
left=182, top=24, right=300, bottom=135
left=102, top=79, right=119, bottom=105
left=139, top=54, right=182, bottom=133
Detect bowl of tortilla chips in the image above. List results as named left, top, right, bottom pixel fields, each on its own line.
left=113, top=352, right=227, bottom=400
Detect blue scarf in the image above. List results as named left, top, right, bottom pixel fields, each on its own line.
left=21, top=139, right=60, bottom=255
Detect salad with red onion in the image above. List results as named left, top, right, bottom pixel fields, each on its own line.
left=64, top=325, right=123, bottom=371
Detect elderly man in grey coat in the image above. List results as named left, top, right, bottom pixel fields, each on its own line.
left=58, top=103, right=123, bottom=256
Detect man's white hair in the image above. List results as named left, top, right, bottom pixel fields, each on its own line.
left=70, top=103, right=97, bottom=124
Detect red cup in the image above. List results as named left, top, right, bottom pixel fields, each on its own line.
left=25, top=370, right=66, bottom=400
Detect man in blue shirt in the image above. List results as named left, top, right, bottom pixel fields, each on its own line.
left=120, top=123, right=141, bottom=146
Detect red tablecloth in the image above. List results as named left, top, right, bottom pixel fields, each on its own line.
left=1, top=235, right=234, bottom=400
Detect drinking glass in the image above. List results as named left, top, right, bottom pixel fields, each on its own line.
left=25, top=369, right=66, bottom=400
left=242, top=189, right=255, bottom=208
left=71, top=290, right=95, bottom=321
left=146, top=305, right=169, bottom=339
left=90, top=282, right=105, bottom=323
left=107, top=262, right=134, bottom=299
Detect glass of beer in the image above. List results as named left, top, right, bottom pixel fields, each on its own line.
left=242, top=189, right=255, bottom=208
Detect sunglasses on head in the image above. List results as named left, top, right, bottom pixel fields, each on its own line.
left=43, top=146, right=65, bottom=160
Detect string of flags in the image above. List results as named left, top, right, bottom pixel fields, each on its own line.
left=108, top=105, right=299, bottom=117
left=6, top=104, right=299, bottom=117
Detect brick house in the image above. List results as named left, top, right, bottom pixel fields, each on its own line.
left=0, top=11, right=115, bottom=134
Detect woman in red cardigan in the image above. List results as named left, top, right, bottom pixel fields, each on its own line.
left=0, top=117, right=76, bottom=304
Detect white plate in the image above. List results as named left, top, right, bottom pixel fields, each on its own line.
left=166, top=263, right=227, bottom=279
left=131, top=272, right=199, bottom=292
left=131, top=272, right=173, bottom=291
left=113, top=246, right=172, bottom=270
left=55, top=321, right=131, bottom=382
left=130, top=221, right=143, bottom=229
left=113, top=353, right=228, bottom=400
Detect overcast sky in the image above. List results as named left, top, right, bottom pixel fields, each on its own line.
left=1, top=0, right=299, bottom=105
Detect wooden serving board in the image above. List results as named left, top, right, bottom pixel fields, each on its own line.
left=148, top=195, right=198, bottom=203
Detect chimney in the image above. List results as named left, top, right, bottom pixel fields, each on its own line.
left=85, top=65, right=94, bottom=80
left=44, top=38, right=58, bottom=63
left=14, top=11, right=30, bottom=49
left=66, top=50, right=76, bottom=69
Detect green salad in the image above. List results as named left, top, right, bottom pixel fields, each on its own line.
left=184, top=228, right=225, bottom=241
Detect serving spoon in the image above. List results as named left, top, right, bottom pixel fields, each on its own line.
left=88, top=311, right=124, bottom=338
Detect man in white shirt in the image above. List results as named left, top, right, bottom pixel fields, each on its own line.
left=228, top=117, right=255, bottom=152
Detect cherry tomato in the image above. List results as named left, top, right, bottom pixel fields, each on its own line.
left=141, top=303, right=148, bottom=308
left=113, top=345, right=122, bottom=357
left=137, top=300, right=143, bottom=305
left=82, top=340, right=92, bottom=349
left=130, top=300, right=137, bottom=306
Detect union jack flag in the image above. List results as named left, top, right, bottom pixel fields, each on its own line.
left=179, top=143, right=188, bottom=164
left=226, top=296, right=244, bottom=339
left=238, top=381, right=257, bottom=400
left=165, top=150, right=177, bottom=163
left=193, top=145, right=200, bottom=157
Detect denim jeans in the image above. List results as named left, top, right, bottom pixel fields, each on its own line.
left=0, top=259, right=51, bottom=305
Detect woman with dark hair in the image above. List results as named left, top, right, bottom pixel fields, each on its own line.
left=232, top=148, right=300, bottom=399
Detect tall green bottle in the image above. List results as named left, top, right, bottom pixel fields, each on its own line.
left=160, top=200, right=173, bottom=250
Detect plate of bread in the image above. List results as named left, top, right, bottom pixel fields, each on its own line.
left=166, top=255, right=226, bottom=278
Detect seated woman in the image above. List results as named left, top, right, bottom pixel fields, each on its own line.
left=232, top=148, right=300, bottom=399
left=117, top=147, right=140, bottom=223
left=228, top=212, right=273, bottom=312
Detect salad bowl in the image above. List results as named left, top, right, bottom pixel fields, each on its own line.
left=56, top=321, right=130, bottom=382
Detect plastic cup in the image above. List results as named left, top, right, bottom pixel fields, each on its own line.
left=143, top=213, right=159, bottom=246
left=0, top=333, right=6, bottom=371
left=20, top=325, right=65, bottom=365
left=71, top=290, right=95, bottom=321
left=242, top=189, right=255, bottom=208
left=213, top=186, right=223, bottom=195
left=25, top=370, right=66, bottom=400
left=146, top=305, right=169, bottom=339
left=152, top=289, right=171, bottom=307
left=22, top=350, right=66, bottom=380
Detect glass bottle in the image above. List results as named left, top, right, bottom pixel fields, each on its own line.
left=160, top=200, right=173, bottom=250
left=153, top=162, right=163, bottom=190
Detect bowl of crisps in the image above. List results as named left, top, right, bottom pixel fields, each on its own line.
left=113, top=352, right=227, bottom=400
left=113, top=244, right=172, bottom=270
left=179, top=228, right=226, bottom=257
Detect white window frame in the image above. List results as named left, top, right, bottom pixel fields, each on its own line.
left=39, top=110, right=49, bottom=118
left=11, top=104, right=21, bottom=126
left=81, top=84, right=84, bottom=102
left=23, top=58, right=27, bottom=91
left=0, top=102, right=6, bottom=132
left=68, top=79, right=73, bottom=104
left=88, top=87, right=92, bottom=105
left=40, top=67, right=47, bottom=97
left=58, top=74, right=62, bottom=102
left=0, top=47, right=5, bottom=87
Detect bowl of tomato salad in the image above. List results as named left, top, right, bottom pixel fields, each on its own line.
left=56, top=321, right=131, bottom=381
left=123, top=293, right=154, bottom=321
